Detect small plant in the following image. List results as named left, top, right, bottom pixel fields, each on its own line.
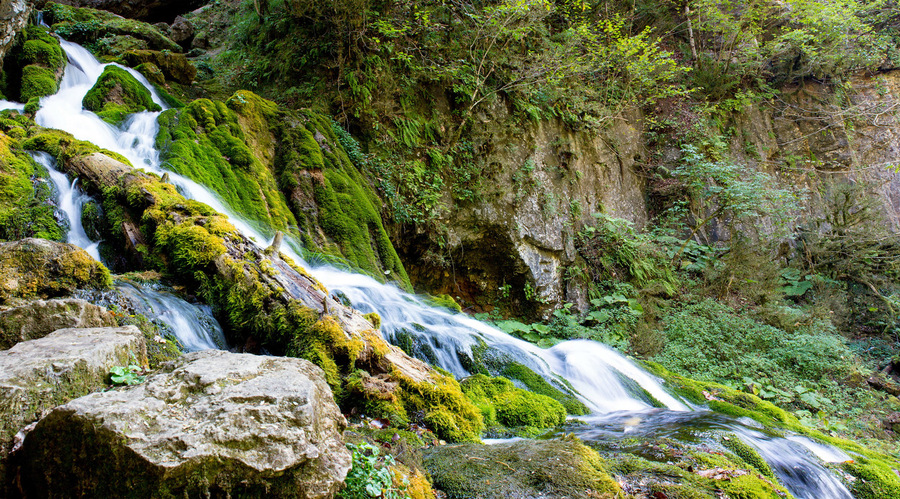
left=109, top=363, right=146, bottom=386
left=338, top=442, right=409, bottom=499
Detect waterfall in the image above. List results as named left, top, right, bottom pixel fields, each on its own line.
left=1, top=35, right=856, bottom=499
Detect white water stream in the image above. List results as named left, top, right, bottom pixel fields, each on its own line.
left=2, top=35, right=856, bottom=498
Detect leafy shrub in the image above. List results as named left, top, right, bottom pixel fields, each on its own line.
left=339, top=442, right=409, bottom=499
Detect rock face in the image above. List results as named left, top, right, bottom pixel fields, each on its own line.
left=15, top=350, right=351, bottom=498
left=0, top=298, right=116, bottom=349
left=0, top=326, right=146, bottom=487
left=0, top=0, right=30, bottom=72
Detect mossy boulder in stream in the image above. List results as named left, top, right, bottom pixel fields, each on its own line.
left=0, top=238, right=111, bottom=303
left=460, top=373, right=566, bottom=437
left=0, top=26, right=66, bottom=103
left=82, top=65, right=161, bottom=125
left=424, top=436, right=622, bottom=498
left=20, top=136, right=480, bottom=443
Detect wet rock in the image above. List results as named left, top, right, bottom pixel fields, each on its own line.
left=123, top=49, right=197, bottom=84
left=0, top=298, right=116, bottom=349
left=16, top=350, right=351, bottom=498
left=0, top=326, right=146, bottom=487
left=0, top=238, right=112, bottom=303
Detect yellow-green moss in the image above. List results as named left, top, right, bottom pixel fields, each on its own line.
left=23, top=128, right=133, bottom=166
left=82, top=65, right=161, bottom=125
left=0, top=239, right=111, bottom=302
left=363, top=312, right=382, bottom=329
left=844, top=457, right=900, bottom=499
left=424, top=436, right=621, bottom=498
left=461, top=374, right=566, bottom=434
left=500, top=361, right=590, bottom=415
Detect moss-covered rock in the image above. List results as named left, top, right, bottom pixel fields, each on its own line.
left=82, top=65, right=161, bottom=125
left=0, top=238, right=111, bottom=303
left=0, top=26, right=65, bottom=102
left=0, top=129, right=65, bottom=241
left=424, top=436, right=622, bottom=498
left=123, top=49, right=196, bottom=84
left=43, top=3, right=181, bottom=55
left=155, top=90, right=411, bottom=288
left=461, top=373, right=566, bottom=436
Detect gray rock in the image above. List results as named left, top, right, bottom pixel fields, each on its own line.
left=0, top=0, right=30, bottom=72
left=0, top=326, right=146, bottom=486
left=16, top=350, right=351, bottom=498
left=0, top=238, right=112, bottom=304
left=0, top=298, right=116, bottom=349
left=169, top=15, right=193, bottom=45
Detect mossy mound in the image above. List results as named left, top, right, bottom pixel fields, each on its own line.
left=154, top=95, right=294, bottom=234
left=23, top=127, right=133, bottom=166
left=82, top=65, right=161, bottom=125
left=42, top=3, right=180, bottom=55
left=0, top=26, right=65, bottom=103
left=0, top=238, right=111, bottom=303
left=123, top=50, right=196, bottom=85
left=605, top=449, right=793, bottom=499
left=461, top=374, right=566, bottom=436
left=424, top=436, right=621, bottom=498
left=156, top=90, right=410, bottom=288
left=0, top=129, right=64, bottom=241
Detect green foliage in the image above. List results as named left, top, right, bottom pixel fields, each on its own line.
left=82, top=65, right=162, bottom=125
left=338, top=442, right=410, bottom=499
left=654, top=299, right=862, bottom=414
left=108, top=363, right=146, bottom=386
left=667, top=144, right=801, bottom=261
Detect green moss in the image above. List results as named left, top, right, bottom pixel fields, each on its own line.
left=0, top=238, right=111, bottom=302
left=461, top=374, right=565, bottom=432
left=363, top=312, right=382, bottom=329
left=23, top=128, right=133, bottom=166
left=24, top=97, right=40, bottom=115
left=0, top=26, right=65, bottom=102
left=134, top=62, right=164, bottom=86
left=43, top=3, right=180, bottom=54
left=82, top=66, right=161, bottom=125
left=843, top=457, right=900, bottom=499
left=0, top=131, right=65, bottom=242
left=114, top=311, right=182, bottom=368
left=427, top=294, right=462, bottom=313
left=500, top=362, right=590, bottom=415
left=123, top=50, right=197, bottom=85
left=424, top=436, right=621, bottom=498
left=154, top=223, right=227, bottom=274
left=719, top=434, right=776, bottom=480
left=21, top=65, right=59, bottom=101
left=155, top=97, right=295, bottom=233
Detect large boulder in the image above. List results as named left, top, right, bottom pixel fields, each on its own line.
left=0, top=298, right=116, bottom=349
left=82, top=65, right=162, bottom=125
left=0, top=326, right=146, bottom=486
left=15, top=350, right=351, bottom=498
left=0, top=238, right=112, bottom=303
left=45, top=0, right=207, bottom=22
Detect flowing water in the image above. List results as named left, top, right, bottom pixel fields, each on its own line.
left=1, top=35, right=857, bottom=498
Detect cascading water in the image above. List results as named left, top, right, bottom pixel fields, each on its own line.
left=32, top=151, right=101, bottom=261
left=3, top=35, right=857, bottom=498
